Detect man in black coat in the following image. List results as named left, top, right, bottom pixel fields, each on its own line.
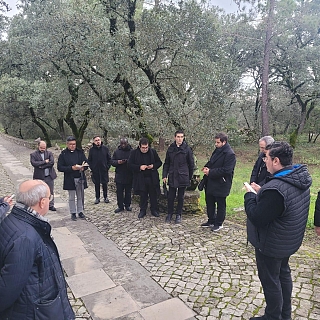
left=57, top=136, right=88, bottom=221
left=30, top=140, right=57, bottom=211
left=128, top=137, right=162, bottom=218
left=314, top=191, right=320, bottom=237
left=201, top=132, right=236, bottom=231
left=250, top=136, right=274, bottom=186
left=111, top=137, right=133, bottom=213
left=88, top=135, right=111, bottom=204
left=163, top=130, right=194, bottom=224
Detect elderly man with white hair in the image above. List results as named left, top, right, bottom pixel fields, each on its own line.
left=0, top=180, right=74, bottom=320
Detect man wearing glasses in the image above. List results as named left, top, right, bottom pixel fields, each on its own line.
left=58, top=136, right=88, bottom=221
left=128, top=138, right=162, bottom=218
left=244, top=142, right=312, bottom=320
left=250, top=136, right=274, bottom=186
left=0, top=180, right=74, bottom=319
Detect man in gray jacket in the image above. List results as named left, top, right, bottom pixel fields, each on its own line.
left=30, top=140, right=57, bottom=211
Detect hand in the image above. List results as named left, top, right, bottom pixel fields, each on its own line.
left=163, top=177, right=167, bottom=184
left=72, top=165, right=81, bottom=171
left=45, top=159, right=49, bottom=163
left=4, top=196, right=13, bottom=206
left=250, top=182, right=261, bottom=193
left=140, top=165, right=148, bottom=171
left=315, top=226, right=320, bottom=237
left=147, top=164, right=153, bottom=169
left=202, top=167, right=210, bottom=176
left=118, top=160, right=125, bottom=164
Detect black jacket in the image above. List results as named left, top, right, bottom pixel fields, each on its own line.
left=128, top=147, right=162, bottom=194
left=88, top=143, right=111, bottom=184
left=0, top=205, right=74, bottom=320
left=204, top=143, right=236, bottom=197
left=314, top=191, right=320, bottom=227
left=250, top=152, right=271, bottom=186
left=57, top=148, right=88, bottom=190
left=162, top=141, right=194, bottom=188
left=245, top=165, right=312, bottom=258
left=111, top=145, right=133, bottom=184
left=30, top=150, right=57, bottom=180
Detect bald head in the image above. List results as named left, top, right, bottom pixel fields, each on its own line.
left=120, top=137, right=128, bottom=149
left=38, top=141, right=47, bottom=152
left=16, top=180, right=50, bottom=215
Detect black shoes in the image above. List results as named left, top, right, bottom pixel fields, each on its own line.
left=125, top=206, right=132, bottom=211
left=201, top=221, right=213, bottom=228
left=49, top=206, right=57, bottom=211
left=94, top=198, right=100, bottom=204
left=249, top=316, right=267, bottom=320
left=138, top=210, right=146, bottom=218
left=151, top=211, right=160, bottom=217
left=165, top=214, right=172, bottom=223
left=71, top=213, right=77, bottom=221
left=114, top=208, right=124, bottom=213
left=104, top=198, right=110, bottom=203
left=175, top=215, right=181, bottom=224
left=78, top=212, right=86, bottom=219
left=211, top=225, right=223, bottom=232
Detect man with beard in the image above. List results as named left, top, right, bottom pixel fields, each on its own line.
left=128, top=138, right=162, bottom=218
left=111, top=137, right=133, bottom=213
left=200, top=132, right=236, bottom=231
left=88, top=135, right=111, bottom=204
left=30, top=140, right=57, bottom=211
left=162, top=130, right=194, bottom=224
left=244, top=142, right=312, bottom=320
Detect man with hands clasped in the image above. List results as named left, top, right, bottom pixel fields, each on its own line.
left=128, top=138, right=162, bottom=219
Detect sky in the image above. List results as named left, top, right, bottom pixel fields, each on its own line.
left=3, top=0, right=240, bottom=17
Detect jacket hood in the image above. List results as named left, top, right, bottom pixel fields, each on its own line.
left=117, top=144, right=132, bottom=151
left=271, top=164, right=312, bottom=191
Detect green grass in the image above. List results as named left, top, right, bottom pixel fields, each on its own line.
left=192, top=139, right=320, bottom=229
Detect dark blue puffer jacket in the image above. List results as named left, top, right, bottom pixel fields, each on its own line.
left=0, top=205, right=74, bottom=320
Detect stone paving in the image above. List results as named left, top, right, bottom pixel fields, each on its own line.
left=0, top=134, right=320, bottom=319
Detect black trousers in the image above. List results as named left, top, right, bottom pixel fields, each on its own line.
left=116, top=182, right=132, bottom=209
left=255, top=248, right=292, bottom=320
left=167, top=187, right=186, bottom=216
left=94, top=182, right=108, bottom=199
left=205, top=193, right=226, bottom=226
left=139, top=177, right=158, bottom=212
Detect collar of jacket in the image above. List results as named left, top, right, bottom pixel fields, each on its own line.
left=12, top=204, right=51, bottom=235
left=92, top=142, right=104, bottom=149
left=168, top=141, right=187, bottom=152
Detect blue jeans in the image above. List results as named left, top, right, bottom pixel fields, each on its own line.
left=255, top=248, right=292, bottom=320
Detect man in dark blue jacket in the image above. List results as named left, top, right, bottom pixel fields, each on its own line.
left=0, top=180, right=75, bottom=320
left=111, top=137, right=133, bottom=213
left=244, top=142, right=312, bottom=320
left=162, top=130, right=194, bottom=224
left=88, top=135, right=111, bottom=204
left=201, top=132, right=236, bottom=231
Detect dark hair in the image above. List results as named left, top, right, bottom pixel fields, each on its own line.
left=215, top=132, right=228, bottom=143
left=93, top=135, right=101, bottom=140
left=266, top=142, right=293, bottom=166
left=66, top=136, right=76, bottom=142
left=139, top=137, right=149, bottom=146
left=175, top=130, right=184, bottom=137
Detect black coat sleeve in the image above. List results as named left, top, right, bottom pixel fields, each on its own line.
left=314, top=191, right=320, bottom=227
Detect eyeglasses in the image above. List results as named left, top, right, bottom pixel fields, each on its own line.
left=44, top=194, right=54, bottom=201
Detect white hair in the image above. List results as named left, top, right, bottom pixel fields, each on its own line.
left=259, top=136, right=274, bottom=147
left=16, top=182, right=48, bottom=207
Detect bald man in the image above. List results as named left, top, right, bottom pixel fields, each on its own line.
left=30, top=140, right=57, bottom=211
left=0, top=180, right=74, bottom=319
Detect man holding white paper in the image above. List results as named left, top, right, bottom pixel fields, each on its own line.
left=58, top=136, right=88, bottom=221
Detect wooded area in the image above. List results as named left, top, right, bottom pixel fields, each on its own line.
left=0, top=0, right=319, bottom=150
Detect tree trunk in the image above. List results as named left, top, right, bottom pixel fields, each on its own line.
left=261, top=0, right=275, bottom=136
left=29, top=107, right=52, bottom=147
